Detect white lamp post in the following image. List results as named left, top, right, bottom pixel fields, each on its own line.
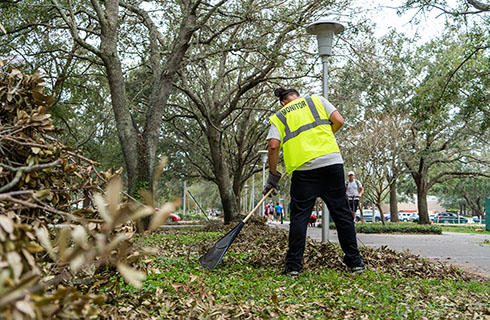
left=250, top=168, right=255, bottom=212
left=183, top=181, right=187, bottom=216
left=306, top=18, right=344, bottom=243
left=306, top=19, right=344, bottom=100
left=258, top=150, right=269, bottom=217
left=243, top=184, right=249, bottom=212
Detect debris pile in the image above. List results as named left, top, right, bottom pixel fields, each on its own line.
left=0, top=61, right=177, bottom=319
left=199, top=221, right=470, bottom=281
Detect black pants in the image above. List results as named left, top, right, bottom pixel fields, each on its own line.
left=348, top=198, right=359, bottom=213
left=285, top=164, right=363, bottom=271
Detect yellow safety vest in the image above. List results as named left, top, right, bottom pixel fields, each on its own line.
left=269, top=95, right=340, bottom=174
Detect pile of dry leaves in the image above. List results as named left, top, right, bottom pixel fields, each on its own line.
left=199, top=220, right=469, bottom=281
left=97, top=220, right=489, bottom=319
left=0, top=61, right=178, bottom=319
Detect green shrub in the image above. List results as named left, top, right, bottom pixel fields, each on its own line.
left=322, top=222, right=441, bottom=234
left=354, top=223, right=442, bottom=234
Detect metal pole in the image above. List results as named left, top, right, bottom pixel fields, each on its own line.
left=321, top=55, right=330, bottom=243
left=280, top=198, right=284, bottom=224
left=245, top=186, right=248, bottom=212
left=322, top=202, right=330, bottom=242
left=322, top=56, right=329, bottom=100
left=251, top=173, right=255, bottom=212
left=262, top=163, right=266, bottom=217
left=485, top=197, right=489, bottom=231
left=183, top=181, right=187, bottom=216
left=186, top=190, right=209, bottom=221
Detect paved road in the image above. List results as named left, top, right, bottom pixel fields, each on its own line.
left=272, top=222, right=490, bottom=277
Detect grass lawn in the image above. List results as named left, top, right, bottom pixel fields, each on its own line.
left=100, top=224, right=490, bottom=319
left=439, top=224, right=490, bottom=235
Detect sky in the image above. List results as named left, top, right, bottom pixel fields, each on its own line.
left=351, top=0, right=454, bottom=43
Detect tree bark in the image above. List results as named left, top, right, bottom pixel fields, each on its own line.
left=103, top=60, right=140, bottom=192
left=207, top=125, right=238, bottom=224
left=416, top=182, right=431, bottom=224
left=389, top=180, right=399, bottom=222
left=466, top=0, right=490, bottom=11
left=376, top=202, right=386, bottom=225
left=463, top=194, right=484, bottom=217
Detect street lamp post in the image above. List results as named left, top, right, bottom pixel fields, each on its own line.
left=258, top=150, right=269, bottom=217
left=243, top=184, right=249, bottom=212
left=306, top=18, right=344, bottom=243
left=183, top=181, right=187, bottom=216
left=280, top=197, right=284, bottom=224
left=250, top=170, right=255, bottom=211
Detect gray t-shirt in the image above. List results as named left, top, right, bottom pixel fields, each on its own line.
left=266, top=96, right=343, bottom=171
left=346, top=179, right=362, bottom=198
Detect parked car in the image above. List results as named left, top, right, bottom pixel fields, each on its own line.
left=432, top=212, right=467, bottom=224
left=355, top=210, right=390, bottom=222
left=168, top=213, right=181, bottom=222
left=411, top=213, right=439, bottom=223
left=472, top=216, right=486, bottom=224
left=398, top=212, right=417, bottom=222
left=312, top=210, right=322, bottom=219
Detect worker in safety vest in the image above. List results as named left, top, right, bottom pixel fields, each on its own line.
left=263, top=87, right=364, bottom=277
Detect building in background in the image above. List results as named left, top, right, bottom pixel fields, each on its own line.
left=380, top=195, right=445, bottom=214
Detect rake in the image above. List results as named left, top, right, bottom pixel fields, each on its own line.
left=198, top=176, right=284, bottom=269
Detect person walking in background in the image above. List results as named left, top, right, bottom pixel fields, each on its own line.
left=263, top=87, right=364, bottom=277
left=275, top=202, right=284, bottom=221
left=265, top=202, right=271, bottom=223
left=266, top=202, right=274, bottom=223
left=345, top=171, right=364, bottom=219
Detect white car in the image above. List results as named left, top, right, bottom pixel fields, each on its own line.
left=355, top=210, right=389, bottom=222
left=398, top=212, right=416, bottom=221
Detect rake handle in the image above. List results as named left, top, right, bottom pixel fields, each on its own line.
left=242, top=173, right=286, bottom=224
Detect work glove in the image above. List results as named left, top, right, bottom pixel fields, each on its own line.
left=262, top=171, right=281, bottom=196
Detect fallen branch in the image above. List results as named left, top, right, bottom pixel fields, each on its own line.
left=0, top=160, right=61, bottom=193
left=0, top=190, right=34, bottom=199
left=6, top=196, right=81, bottom=222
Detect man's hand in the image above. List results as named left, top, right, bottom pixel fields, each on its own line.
left=262, top=171, right=281, bottom=196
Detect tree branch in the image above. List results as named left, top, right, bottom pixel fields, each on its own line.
left=466, top=0, right=490, bottom=11
left=427, top=171, right=490, bottom=190
left=0, top=160, right=61, bottom=193
left=434, top=46, right=490, bottom=107
left=50, top=0, right=101, bottom=56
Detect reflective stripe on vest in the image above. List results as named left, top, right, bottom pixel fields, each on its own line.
left=269, top=95, right=340, bottom=174
left=274, top=96, right=332, bottom=144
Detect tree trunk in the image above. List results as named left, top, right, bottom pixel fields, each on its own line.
left=416, top=184, right=430, bottom=224
left=97, top=0, right=151, bottom=197
left=207, top=126, right=239, bottom=224
left=103, top=60, right=141, bottom=193
left=215, top=172, right=239, bottom=224
left=463, top=194, right=484, bottom=217
left=376, top=202, right=386, bottom=225
left=232, top=170, right=243, bottom=215
left=389, top=180, right=399, bottom=222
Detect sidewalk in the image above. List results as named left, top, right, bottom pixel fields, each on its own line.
left=271, top=221, right=490, bottom=277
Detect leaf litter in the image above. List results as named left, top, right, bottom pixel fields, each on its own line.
left=101, top=218, right=490, bottom=319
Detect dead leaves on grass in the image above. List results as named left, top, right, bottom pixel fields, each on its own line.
left=98, top=221, right=490, bottom=319
left=199, top=221, right=471, bottom=281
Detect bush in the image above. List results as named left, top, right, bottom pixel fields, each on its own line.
left=355, top=223, right=442, bottom=234
left=320, top=222, right=441, bottom=234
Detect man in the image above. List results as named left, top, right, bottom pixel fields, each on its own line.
left=274, top=202, right=284, bottom=221
left=263, top=87, right=364, bottom=277
left=346, top=171, right=364, bottom=219
left=267, top=201, right=275, bottom=223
